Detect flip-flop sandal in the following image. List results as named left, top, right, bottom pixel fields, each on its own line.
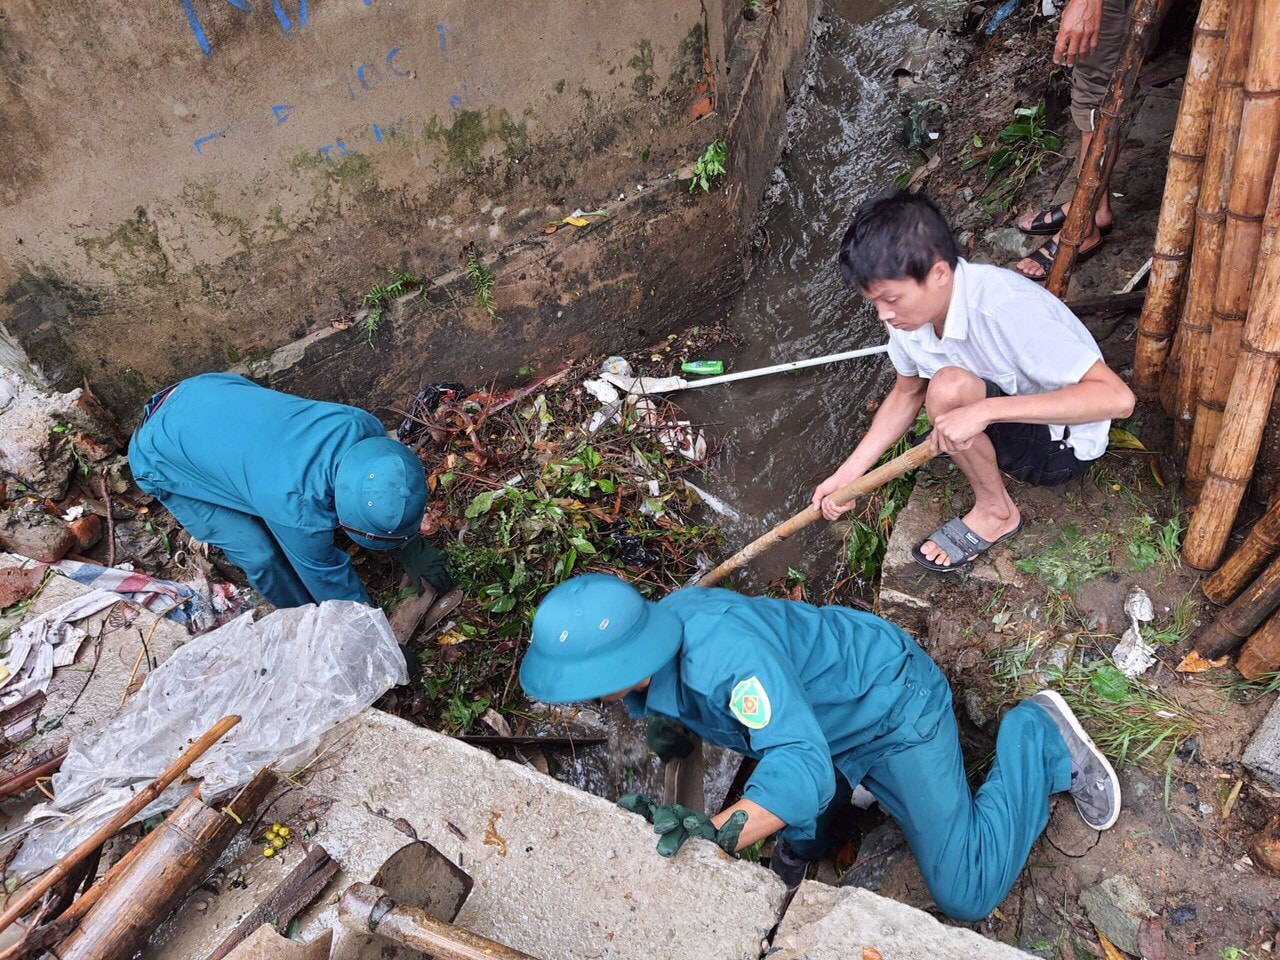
left=1016, top=236, right=1106, bottom=282
left=1019, top=203, right=1116, bottom=237
left=911, top=517, right=1024, bottom=573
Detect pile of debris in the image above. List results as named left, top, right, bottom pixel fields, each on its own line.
left=375, top=349, right=727, bottom=733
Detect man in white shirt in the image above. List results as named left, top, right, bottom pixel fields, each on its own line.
left=812, top=189, right=1135, bottom=571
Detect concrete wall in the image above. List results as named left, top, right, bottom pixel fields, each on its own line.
left=0, top=0, right=814, bottom=421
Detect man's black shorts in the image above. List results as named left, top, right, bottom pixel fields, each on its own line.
left=982, top=380, right=1092, bottom=487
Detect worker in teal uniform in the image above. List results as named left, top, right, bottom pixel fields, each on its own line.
left=520, top=574, right=1121, bottom=921
left=128, top=373, right=453, bottom=610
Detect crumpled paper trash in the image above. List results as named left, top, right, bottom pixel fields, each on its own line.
left=1113, top=586, right=1156, bottom=677
left=0, top=589, right=120, bottom=706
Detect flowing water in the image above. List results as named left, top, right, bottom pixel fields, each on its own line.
left=559, top=0, right=962, bottom=804
left=678, top=0, right=961, bottom=591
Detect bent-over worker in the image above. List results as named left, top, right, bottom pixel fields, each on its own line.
left=519, top=574, right=1120, bottom=921
left=128, top=373, right=453, bottom=611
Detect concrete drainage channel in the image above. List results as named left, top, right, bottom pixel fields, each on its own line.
left=145, top=708, right=1033, bottom=960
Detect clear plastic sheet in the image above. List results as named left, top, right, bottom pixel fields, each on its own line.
left=10, top=600, right=406, bottom=878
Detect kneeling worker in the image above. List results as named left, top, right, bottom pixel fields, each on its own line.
left=520, top=574, right=1119, bottom=921
left=128, top=373, right=454, bottom=616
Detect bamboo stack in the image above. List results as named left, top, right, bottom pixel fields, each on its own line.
left=1203, top=496, right=1280, bottom=603
left=1183, top=0, right=1280, bottom=503
left=1237, top=608, right=1280, bottom=678
left=1132, top=0, right=1230, bottom=396
left=1183, top=156, right=1280, bottom=569
left=1194, top=550, right=1280, bottom=659
left=1165, top=0, right=1256, bottom=458
left=1045, top=0, right=1167, bottom=297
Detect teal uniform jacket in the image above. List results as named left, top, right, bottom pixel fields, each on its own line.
left=624, top=587, right=952, bottom=842
left=128, top=373, right=383, bottom=607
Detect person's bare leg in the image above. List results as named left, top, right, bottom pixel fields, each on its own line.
left=919, top=369, right=1021, bottom=567
left=1016, top=130, right=1112, bottom=279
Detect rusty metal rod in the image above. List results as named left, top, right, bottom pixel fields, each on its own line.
left=339, top=882, right=543, bottom=960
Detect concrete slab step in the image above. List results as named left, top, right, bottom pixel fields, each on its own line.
left=152, top=708, right=787, bottom=960
left=770, top=883, right=1035, bottom=960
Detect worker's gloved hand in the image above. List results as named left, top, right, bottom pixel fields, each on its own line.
left=618, top=792, right=659, bottom=823
left=646, top=716, right=697, bottom=762
left=619, top=795, right=748, bottom=858
left=394, top=537, right=455, bottom=594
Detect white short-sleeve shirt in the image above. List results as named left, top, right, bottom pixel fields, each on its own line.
left=886, top=259, right=1109, bottom=461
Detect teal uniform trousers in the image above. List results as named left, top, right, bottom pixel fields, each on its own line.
left=625, top=587, right=1071, bottom=921
left=128, top=373, right=383, bottom=608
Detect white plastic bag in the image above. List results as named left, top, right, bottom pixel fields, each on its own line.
left=10, top=600, right=406, bottom=878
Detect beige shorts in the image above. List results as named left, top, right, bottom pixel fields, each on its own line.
left=1069, top=0, right=1130, bottom=132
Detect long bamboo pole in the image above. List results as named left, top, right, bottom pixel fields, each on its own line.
left=696, top=443, right=933, bottom=588
left=1184, top=0, right=1280, bottom=501
left=1184, top=160, right=1280, bottom=569
left=0, top=715, right=240, bottom=935
left=1045, top=0, right=1168, bottom=297
left=1237, top=607, right=1280, bottom=678
left=1132, top=0, right=1230, bottom=395
left=1203, top=497, right=1280, bottom=603
left=1170, top=0, right=1257, bottom=460
left=1194, top=552, right=1280, bottom=658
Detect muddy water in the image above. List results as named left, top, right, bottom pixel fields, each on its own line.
left=560, top=0, right=960, bottom=805
left=679, top=0, right=960, bottom=590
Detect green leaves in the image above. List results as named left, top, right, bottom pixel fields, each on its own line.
left=689, top=139, right=728, bottom=193
left=1089, top=664, right=1130, bottom=702
left=465, top=490, right=497, bottom=519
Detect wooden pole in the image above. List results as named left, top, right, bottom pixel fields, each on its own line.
left=56, top=769, right=276, bottom=960
left=1203, top=497, right=1280, bottom=603
left=1255, top=810, right=1280, bottom=874
left=1045, top=0, right=1169, bottom=297
left=1170, top=0, right=1257, bottom=460
left=1194, top=552, right=1280, bottom=658
left=696, top=443, right=932, bottom=588
left=204, top=843, right=338, bottom=960
left=339, top=882, right=543, bottom=960
left=1184, top=0, right=1280, bottom=500
left=0, top=715, right=240, bottom=935
left=0, top=745, right=68, bottom=801
left=1237, top=607, right=1280, bottom=678
left=1184, top=157, right=1280, bottom=569
left=1132, top=0, right=1231, bottom=396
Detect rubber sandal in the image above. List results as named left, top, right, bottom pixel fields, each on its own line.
left=1019, top=203, right=1116, bottom=237
left=911, top=516, right=1024, bottom=573
left=1016, top=236, right=1105, bottom=282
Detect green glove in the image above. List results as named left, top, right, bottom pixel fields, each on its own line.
left=394, top=537, right=455, bottom=594
left=646, top=716, right=697, bottom=763
left=618, top=795, right=748, bottom=858
left=618, top=792, right=659, bottom=822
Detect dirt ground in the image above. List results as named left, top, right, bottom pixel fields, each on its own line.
left=831, top=7, right=1280, bottom=956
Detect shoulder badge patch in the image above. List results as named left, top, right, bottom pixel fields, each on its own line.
left=729, top=676, right=772, bottom=730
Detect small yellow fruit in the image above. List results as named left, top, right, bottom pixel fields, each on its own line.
left=271, top=836, right=286, bottom=849
left=272, top=823, right=284, bottom=833
left=263, top=847, right=276, bottom=857
left=278, top=826, right=291, bottom=837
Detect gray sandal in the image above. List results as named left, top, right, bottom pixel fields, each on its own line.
left=911, top=517, right=1023, bottom=573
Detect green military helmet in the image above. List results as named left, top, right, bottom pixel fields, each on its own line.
left=520, top=574, right=683, bottom=703
left=335, top=437, right=427, bottom=551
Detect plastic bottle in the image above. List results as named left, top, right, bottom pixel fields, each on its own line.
left=681, top=360, right=724, bottom=376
